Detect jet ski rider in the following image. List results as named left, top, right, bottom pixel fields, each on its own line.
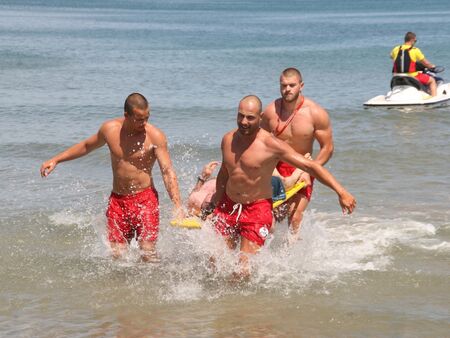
left=391, top=31, right=437, bottom=97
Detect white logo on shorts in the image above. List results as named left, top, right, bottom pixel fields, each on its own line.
left=259, top=226, right=269, bottom=239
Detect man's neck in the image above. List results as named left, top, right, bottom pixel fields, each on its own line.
left=237, top=128, right=259, bottom=143
left=281, top=95, right=303, bottom=114
left=122, top=121, right=146, bottom=137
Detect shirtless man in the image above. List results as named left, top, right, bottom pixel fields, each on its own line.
left=206, top=95, right=355, bottom=277
left=261, top=67, right=334, bottom=241
left=40, top=93, right=183, bottom=262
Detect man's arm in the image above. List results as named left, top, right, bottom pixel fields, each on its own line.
left=40, top=128, right=106, bottom=177
left=260, top=102, right=276, bottom=133
left=390, top=46, right=396, bottom=60
left=154, top=131, right=183, bottom=213
left=312, top=105, right=334, bottom=166
left=419, top=57, right=435, bottom=69
left=273, top=138, right=356, bottom=214
left=211, top=161, right=228, bottom=206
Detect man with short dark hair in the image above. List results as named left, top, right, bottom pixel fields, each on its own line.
left=391, top=31, right=437, bottom=96
left=40, top=93, right=183, bottom=262
left=261, top=67, right=334, bottom=242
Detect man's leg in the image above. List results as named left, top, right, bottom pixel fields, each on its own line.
left=135, top=188, right=160, bottom=263
left=106, top=196, right=130, bottom=259
left=427, top=77, right=437, bottom=96
left=208, top=232, right=238, bottom=274
left=139, top=239, right=160, bottom=263
left=237, top=237, right=261, bottom=281
left=109, top=242, right=128, bottom=260
left=287, top=194, right=310, bottom=243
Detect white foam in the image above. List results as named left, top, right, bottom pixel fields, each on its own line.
left=49, top=210, right=92, bottom=228
left=416, top=240, right=450, bottom=252
left=46, top=207, right=444, bottom=301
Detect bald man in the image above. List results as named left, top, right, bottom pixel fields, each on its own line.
left=206, top=95, right=356, bottom=277
left=40, top=93, right=183, bottom=262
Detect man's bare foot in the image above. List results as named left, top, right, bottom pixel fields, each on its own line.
left=287, top=230, right=302, bottom=246
left=229, top=270, right=251, bottom=285
left=141, top=251, right=161, bottom=263
left=110, top=243, right=128, bottom=260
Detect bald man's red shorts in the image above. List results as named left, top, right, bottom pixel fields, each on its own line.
left=213, top=194, right=273, bottom=247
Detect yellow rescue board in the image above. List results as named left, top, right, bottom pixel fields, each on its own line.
left=272, top=181, right=306, bottom=208
left=170, top=217, right=202, bottom=229
left=171, top=181, right=306, bottom=229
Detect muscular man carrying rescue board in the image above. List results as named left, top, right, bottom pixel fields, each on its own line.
left=204, top=95, right=356, bottom=278
left=40, top=93, right=183, bottom=262
left=261, top=67, right=334, bottom=242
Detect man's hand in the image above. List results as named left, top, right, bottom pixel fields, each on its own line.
left=338, top=191, right=356, bottom=214
left=200, top=201, right=216, bottom=220
left=172, top=207, right=186, bottom=220
left=40, top=159, right=57, bottom=177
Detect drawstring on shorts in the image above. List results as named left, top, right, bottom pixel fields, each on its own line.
left=229, top=203, right=243, bottom=221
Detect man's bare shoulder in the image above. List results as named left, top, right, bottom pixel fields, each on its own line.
left=223, top=129, right=237, bottom=142
left=262, top=99, right=279, bottom=118
left=259, top=128, right=281, bottom=146
left=145, top=123, right=167, bottom=144
left=100, top=117, right=124, bottom=133
left=304, top=97, right=330, bottom=123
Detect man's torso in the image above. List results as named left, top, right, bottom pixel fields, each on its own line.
left=222, top=129, right=278, bottom=203
left=391, top=44, right=425, bottom=76
left=263, top=97, right=316, bottom=155
left=103, top=118, right=158, bottom=195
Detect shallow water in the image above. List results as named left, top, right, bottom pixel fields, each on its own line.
left=1, top=0, right=450, bottom=336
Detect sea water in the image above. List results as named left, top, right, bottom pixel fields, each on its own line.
left=1, top=0, right=449, bottom=336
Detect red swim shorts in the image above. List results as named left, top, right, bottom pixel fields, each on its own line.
left=415, top=72, right=431, bottom=85
left=106, top=187, right=159, bottom=243
left=213, top=194, right=273, bottom=247
left=276, top=161, right=315, bottom=201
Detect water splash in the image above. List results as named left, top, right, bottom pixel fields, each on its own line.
left=35, top=206, right=443, bottom=303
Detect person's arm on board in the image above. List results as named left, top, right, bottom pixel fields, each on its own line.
left=40, top=126, right=107, bottom=177
left=187, top=161, right=219, bottom=216
left=190, top=161, right=219, bottom=194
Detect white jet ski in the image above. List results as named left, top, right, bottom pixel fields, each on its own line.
left=364, top=66, right=450, bottom=107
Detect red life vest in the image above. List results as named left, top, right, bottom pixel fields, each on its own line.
left=392, top=46, right=416, bottom=73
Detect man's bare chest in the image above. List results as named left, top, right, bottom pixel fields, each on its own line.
left=225, top=142, right=270, bottom=173
left=277, top=114, right=314, bottom=143
left=108, top=135, right=155, bottom=161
